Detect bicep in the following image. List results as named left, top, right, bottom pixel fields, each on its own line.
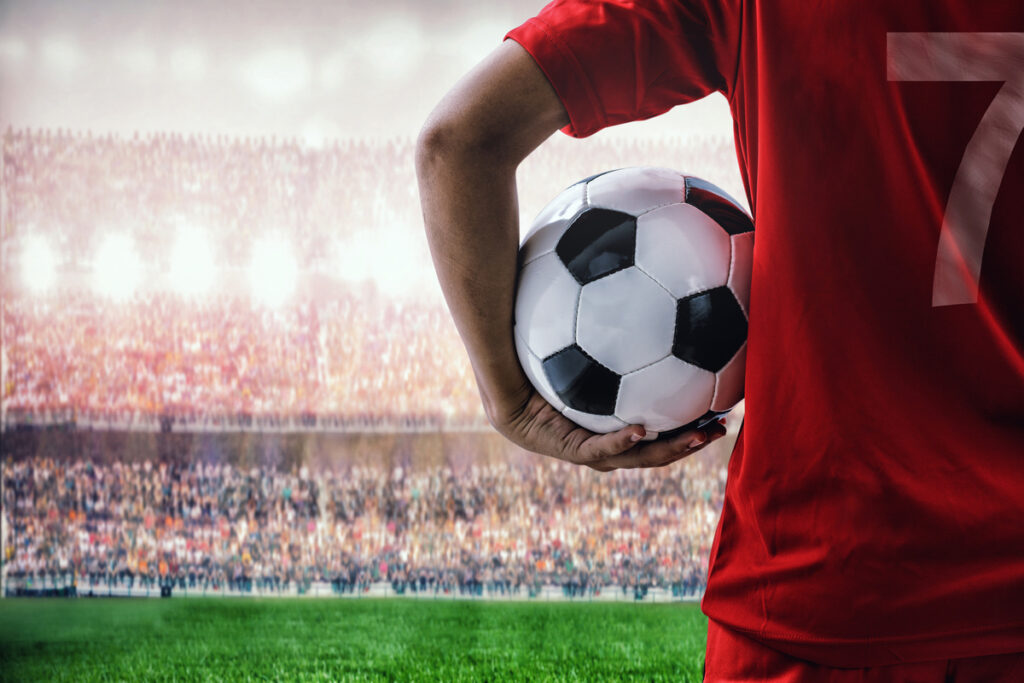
left=418, top=39, right=569, bottom=167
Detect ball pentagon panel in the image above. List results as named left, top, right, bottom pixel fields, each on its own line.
left=586, top=166, right=685, bottom=216
left=710, top=342, right=746, bottom=413
left=513, top=251, right=580, bottom=360
left=542, top=344, right=621, bottom=416
left=576, top=268, right=676, bottom=375
left=635, top=203, right=731, bottom=299
left=514, top=329, right=567, bottom=413
left=672, top=286, right=748, bottom=373
left=727, top=231, right=754, bottom=316
left=520, top=182, right=587, bottom=266
left=684, top=176, right=754, bottom=236
left=555, top=208, right=636, bottom=285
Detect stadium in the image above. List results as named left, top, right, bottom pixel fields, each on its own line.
left=0, top=1, right=745, bottom=679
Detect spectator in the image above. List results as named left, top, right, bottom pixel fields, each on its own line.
left=1, top=448, right=728, bottom=599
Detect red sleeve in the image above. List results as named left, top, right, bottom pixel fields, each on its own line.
left=505, top=0, right=742, bottom=138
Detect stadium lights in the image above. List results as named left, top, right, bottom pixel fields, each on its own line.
left=113, top=44, right=157, bottom=79
left=317, top=50, right=349, bottom=91
left=336, top=231, right=433, bottom=299
left=360, top=17, right=423, bottom=80
left=170, top=46, right=206, bottom=83
left=241, top=48, right=310, bottom=99
left=457, top=21, right=508, bottom=70
left=21, top=236, right=56, bottom=294
left=335, top=238, right=373, bottom=284
left=250, top=236, right=297, bottom=307
left=170, top=227, right=215, bottom=297
left=0, top=36, right=27, bottom=64
left=301, top=120, right=337, bottom=149
left=42, top=36, right=81, bottom=75
left=93, top=234, right=141, bottom=300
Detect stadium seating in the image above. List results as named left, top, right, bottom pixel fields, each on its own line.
left=1, top=127, right=741, bottom=597
left=1, top=452, right=727, bottom=599
left=1, top=127, right=742, bottom=429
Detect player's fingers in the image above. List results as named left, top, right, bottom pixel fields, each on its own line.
left=597, top=428, right=710, bottom=469
left=574, top=425, right=646, bottom=464
left=704, top=420, right=727, bottom=442
left=605, top=416, right=734, bottom=469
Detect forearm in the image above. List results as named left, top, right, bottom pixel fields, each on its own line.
left=415, top=41, right=568, bottom=427
left=416, top=136, right=527, bottom=424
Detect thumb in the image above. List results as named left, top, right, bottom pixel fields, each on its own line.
left=577, top=425, right=646, bottom=463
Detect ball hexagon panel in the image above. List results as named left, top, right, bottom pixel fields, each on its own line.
left=576, top=267, right=676, bottom=375
left=520, top=182, right=587, bottom=266
left=615, top=356, right=715, bottom=432
left=555, top=208, right=636, bottom=285
left=586, top=167, right=685, bottom=216
left=634, top=203, right=731, bottom=299
left=710, top=342, right=746, bottom=412
left=514, top=329, right=567, bottom=413
left=728, top=231, right=754, bottom=316
left=684, top=176, right=754, bottom=236
left=673, top=286, right=748, bottom=373
left=542, top=345, right=620, bottom=416
left=514, top=251, right=580, bottom=360
left=562, top=407, right=628, bottom=434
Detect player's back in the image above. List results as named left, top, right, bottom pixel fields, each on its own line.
left=702, top=0, right=1024, bottom=666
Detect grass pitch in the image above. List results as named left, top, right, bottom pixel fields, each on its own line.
left=0, top=598, right=708, bottom=681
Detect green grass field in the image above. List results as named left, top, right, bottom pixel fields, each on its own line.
left=0, top=598, right=708, bottom=681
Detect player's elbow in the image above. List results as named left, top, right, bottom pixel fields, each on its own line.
left=414, top=120, right=456, bottom=180
left=415, top=116, right=513, bottom=180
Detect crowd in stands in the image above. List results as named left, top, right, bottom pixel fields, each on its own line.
left=2, top=128, right=739, bottom=598
left=1, top=127, right=743, bottom=427
left=2, top=127, right=744, bottom=269
left=2, top=451, right=727, bottom=599
left=3, top=290, right=482, bottom=428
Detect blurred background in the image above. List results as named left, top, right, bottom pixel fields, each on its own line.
left=1, top=0, right=745, bottom=601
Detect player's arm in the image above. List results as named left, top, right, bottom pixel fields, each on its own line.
left=416, top=40, right=722, bottom=470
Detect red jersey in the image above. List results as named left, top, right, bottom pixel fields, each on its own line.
left=508, top=0, right=1024, bottom=666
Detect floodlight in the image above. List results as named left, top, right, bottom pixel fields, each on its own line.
left=170, top=227, right=215, bottom=296
left=22, top=236, right=56, bottom=294
left=242, top=48, right=310, bottom=99
left=250, top=236, right=297, bottom=307
left=93, top=234, right=141, bottom=300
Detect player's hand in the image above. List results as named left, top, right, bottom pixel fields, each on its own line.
left=490, top=382, right=727, bottom=472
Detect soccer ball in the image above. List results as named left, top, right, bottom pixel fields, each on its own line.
left=514, top=167, right=753, bottom=440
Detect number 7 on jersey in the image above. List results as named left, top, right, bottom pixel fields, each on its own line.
left=887, top=32, right=1024, bottom=307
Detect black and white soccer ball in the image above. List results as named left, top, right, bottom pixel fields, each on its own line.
left=514, top=167, right=753, bottom=440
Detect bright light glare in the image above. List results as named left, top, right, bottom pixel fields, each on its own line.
left=0, top=36, right=27, bottom=63
left=360, top=17, right=423, bottom=79
left=93, top=234, right=141, bottom=300
left=170, top=46, right=206, bottom=82
left=457, top=21, right=506, bottom=69
left=114, top=44, right=156, bottom=78
left=301, top=117, right=340, bottom=148
left=170, top=227, right=215, bottom=296
left=336, top=239, right=374, bottom=283
left=318, top=50, right=349, bottom=91
left=22, top=237, right=56, bottom=294
left=42, top=36, right=81, bottom=74
left=336, top=230, right=437, bottom=299
left=242, top=48, right=311, bottom=99
left=250, top=237, right=297, bottom=307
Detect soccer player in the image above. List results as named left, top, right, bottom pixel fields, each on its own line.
left=416, top=1, right=1024, bottom=679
